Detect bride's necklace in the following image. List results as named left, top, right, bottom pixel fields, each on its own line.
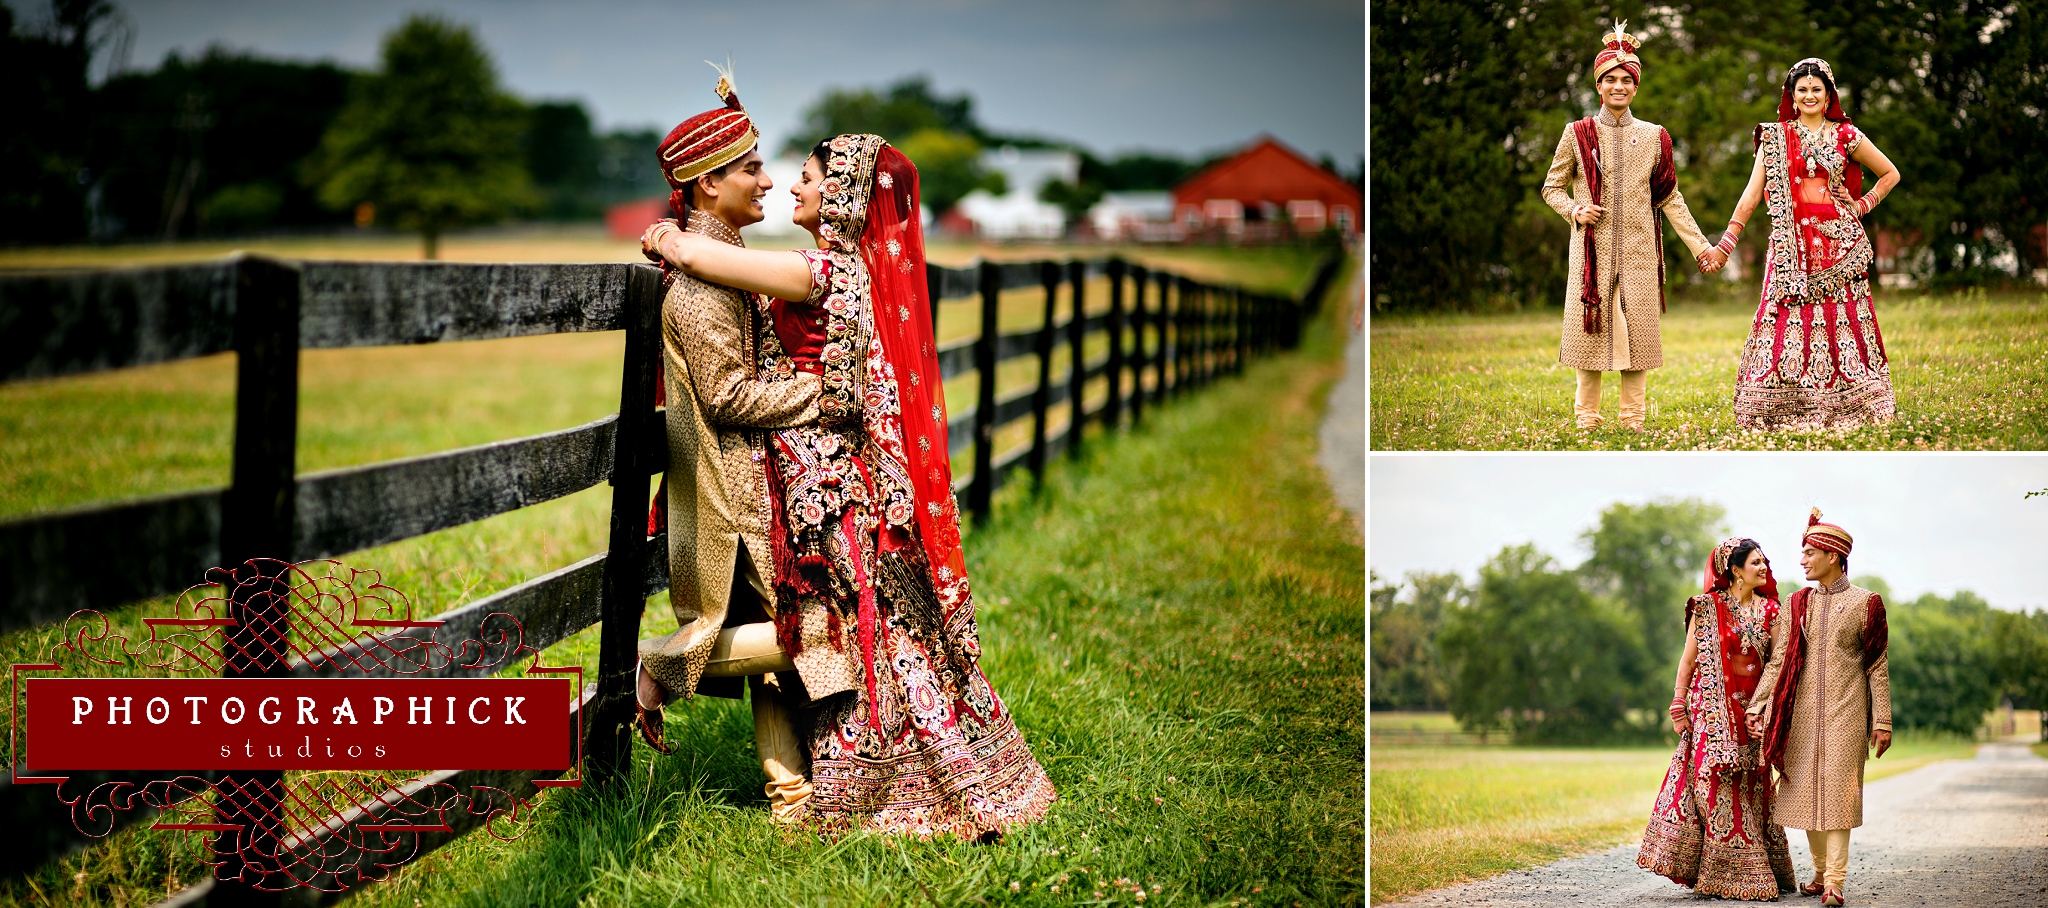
left=1729, top=589, right=1764, bottom=655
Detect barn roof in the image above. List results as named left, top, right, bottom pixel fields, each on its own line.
left=1173, top=136, right=1361, bottom=209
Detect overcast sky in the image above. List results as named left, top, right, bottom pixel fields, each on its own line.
left=1370, top=454, right=2048, bottom=612
left=86, top=0, right=1363, bottom=162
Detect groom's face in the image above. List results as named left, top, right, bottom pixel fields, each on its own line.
left=1799, top=545, right=1839, bottom=580
left=1596, top=70, right=1637, bottom=112
left=696, top=149, right=771, bottom=227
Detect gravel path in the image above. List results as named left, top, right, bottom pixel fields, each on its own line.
left=1319, top=266, right=1363, bottom=522
left=1383, top=744, right=2048, bottom=906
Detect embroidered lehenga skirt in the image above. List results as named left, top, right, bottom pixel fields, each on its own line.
left=1733, top=123, right=1896, bottom=430
left=1639, top=731, right=1796, bottom=899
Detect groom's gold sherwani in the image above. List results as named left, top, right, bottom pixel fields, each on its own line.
left=1749, top=577, right=1893, bottom=830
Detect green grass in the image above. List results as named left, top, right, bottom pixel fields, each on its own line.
left=1369, top=744, right=1670, bottom=904
left=2033, top=742, right=2048, bottom=759
left=0, top=248, right=1361, bottom=907
left=1368, top=723, right=1982, bottom=904
left=1370, top=286, right=2048, bottom=450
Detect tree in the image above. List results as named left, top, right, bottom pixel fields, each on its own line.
left=0, top=0, right=128, bottom=243
left=893, top=128, right=1004, bottom=216
left=1370, top=570, right=1466, bottom=710
left=1039, top=177, right=1104, bottom=232
left=305, top=15, right=534, bottom=258
left=1578, top=497, right=1727, bottom=671
left=524, top=100, right=601, bottom=219
left=1888, top=591, right=2000, bottom=735
left=1438, top=544, right=1653, bottom=742
left=781, top=75, right=985, bottom=155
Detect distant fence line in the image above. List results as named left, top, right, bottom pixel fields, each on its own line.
left=0, top=249, right=1341, bottom=902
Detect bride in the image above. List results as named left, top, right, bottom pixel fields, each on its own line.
left=1703, top=58, right=1902, bottom=431
left=642, top=134, right=1056, bottom=839
left=1637, top=538, right=1797, bottom=899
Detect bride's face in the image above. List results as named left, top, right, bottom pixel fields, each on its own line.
left=792, top=155, right=825, bottom=236
left=1734, top=549, right=1769, bottom=591
left=1793, top=75, right=1829, bottom=117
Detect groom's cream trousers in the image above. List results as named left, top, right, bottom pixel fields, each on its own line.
left=1806, top=828, right=1851, bottom=888
left=1574, top=369, right=1647, bottom=429
left=699, top=622, right=809, bottom=823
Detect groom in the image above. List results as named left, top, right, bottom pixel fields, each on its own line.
left=1539, top=21, right=1714, bottom=431
left=632, top=73, right=851, bottom=824
left=1747, top=509, right=1892, bottom=906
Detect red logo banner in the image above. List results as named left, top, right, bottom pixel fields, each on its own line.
left=28, top=678, right=569, bottom=770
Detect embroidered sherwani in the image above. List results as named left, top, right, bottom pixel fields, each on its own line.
left=1542, top=108, right=1712, bottom=372
left=640, top=212, right=856, bottom=703
left=1748, top=578, right=1893, bottom=830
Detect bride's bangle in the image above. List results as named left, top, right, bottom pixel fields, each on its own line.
left=1857, top=193, right=1877, bottom=216
left=1716, top=232, right=1740, bottom=256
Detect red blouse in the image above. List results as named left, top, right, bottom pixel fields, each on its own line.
left=768, top=249, right=832, bottom=374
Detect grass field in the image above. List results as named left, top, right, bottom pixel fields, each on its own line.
left=1367, top=714, right=1981, bottom=905
left=0, top=239, right=1361, bottom=907
left=1370, top=286, right=2048, bottom=450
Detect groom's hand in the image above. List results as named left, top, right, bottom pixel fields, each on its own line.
left=1870, top=728, right=1891, bottom=758
left=1572, top=204, right=1606, bottom=226
left=1698, top=248, right=1728, bottom=274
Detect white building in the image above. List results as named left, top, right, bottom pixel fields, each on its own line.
left=954, top=146, right=1076, bottom=240
left=1088, top=191, right=1179, bottom=242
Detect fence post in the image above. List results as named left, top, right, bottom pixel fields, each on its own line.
left=1066, top=260, right=1087, bottom=460
left=970, top=261, right=1000, bottom=524
left=1105, top=258, right=1125, bottom=431
left=1234, top=287, right=1249, bottom=375
left=210, top=254, right=300, bottom=906
left=1127, top=263, right=1146, bottom=426
left=1029, top=261, right=1059, bottom=489
left=1157, top=271, right=1173, bottom=402
left=588, top=264, right=663, bottom=788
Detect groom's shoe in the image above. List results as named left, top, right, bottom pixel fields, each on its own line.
left=635, top=661, right=676, bottom=755
left=1822, top=886, right=1844, bottom=906
left=1801, top=876, right=1825, bottom=896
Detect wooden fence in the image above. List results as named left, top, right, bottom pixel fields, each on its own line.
left=0, top=249, right=1341, bottom=903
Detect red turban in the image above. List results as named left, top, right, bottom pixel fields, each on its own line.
left=658, top=62, right=759, bottom=215
left=1802, top=507, right=1853, bottom=557
left=1593, top=21, right=1643, bottom=82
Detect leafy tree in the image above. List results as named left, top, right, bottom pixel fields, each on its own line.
left=1040, top=177, right=1105, bottom=231
left=1578, top=497, right=1727, bottom=670
left=524, top=100, right=601, bottom=219
left=1990, top=609, right=2048, bottom=722
left=894, top=128, right=1004, bottom=215
left=1438, top=544, right=1653, bottom=742
left=1370, top=570, right=1466, bottom=710
left=304, top=14, right=534, bottom=258
left=0, top=0, right=127, bottom=243
left=1838, top=0, right=2048, bottom=283
left=781, top=75, right=984, bottom=154
left=1888, top=591, right=2000, bottom=735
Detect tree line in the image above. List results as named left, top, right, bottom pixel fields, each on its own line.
left=1370, top=0, right=2048, bottom=310
left=3, top=1, right=1285, bottom=254
left=1370, top=498, right=2048, bottom=743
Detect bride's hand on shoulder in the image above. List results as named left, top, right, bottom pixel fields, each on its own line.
left=640, top=219, right=678, bottom=264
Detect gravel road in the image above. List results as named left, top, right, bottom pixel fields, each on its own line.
left=1383, top=744, right=2048, bottom=906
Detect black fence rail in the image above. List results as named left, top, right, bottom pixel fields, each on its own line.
left=0, top=248, right=1340, bottom=902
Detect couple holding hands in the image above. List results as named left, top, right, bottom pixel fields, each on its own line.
left=1543, top=24, right=1901, bottom=434
left=1636, top=512, right=1893, bottom=906
left=627, top=66, right=1055, bottom=840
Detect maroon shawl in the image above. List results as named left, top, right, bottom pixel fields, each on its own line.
left=1763, top=587, right=1889, bottom=770
left=1573, top=118, right=1677, bottom=333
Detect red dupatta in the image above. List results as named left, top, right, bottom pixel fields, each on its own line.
left=857, top=146, right=971, bottom=602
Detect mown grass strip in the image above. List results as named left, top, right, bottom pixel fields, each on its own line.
left=1370, top=287, right=2048, bottom=450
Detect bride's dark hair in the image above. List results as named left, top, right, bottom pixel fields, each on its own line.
left=1721, top=539, right=1763, bottom=584
left=1783, top=60, right=1836, bottom=98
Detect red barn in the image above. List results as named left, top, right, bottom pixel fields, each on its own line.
left=1173, top=136, right=1360, bottom=241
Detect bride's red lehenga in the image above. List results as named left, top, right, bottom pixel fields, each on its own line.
left=1637, top=544, right=1796, bottom=899
left=758, top=134, right=1055, bottom=838
left=1731, top=70, right=1896, bottom=430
